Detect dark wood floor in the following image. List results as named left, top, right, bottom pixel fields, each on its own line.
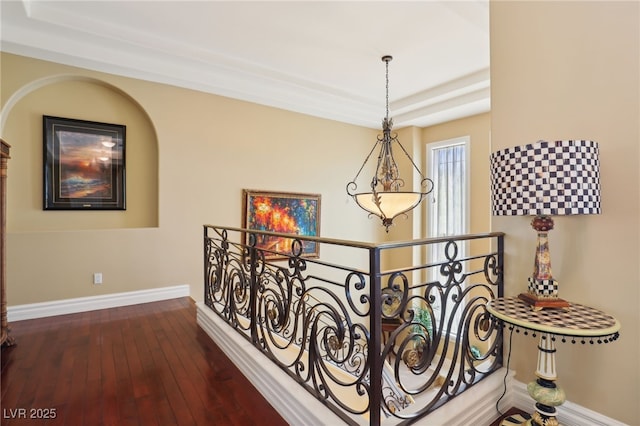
left=0, top=297, right=288, bottom=426
left=2, top=297, right=529, bottom=426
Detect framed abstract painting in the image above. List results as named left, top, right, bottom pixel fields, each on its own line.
left=242, top=189, right=321, bottom=260
left=43, top=115, right=126, bottom=210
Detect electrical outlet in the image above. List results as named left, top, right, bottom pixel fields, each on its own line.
left=93, top=273, right=103, bottom=285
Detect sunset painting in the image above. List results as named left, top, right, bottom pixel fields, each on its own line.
left=44, top=116, right=126, bottom=210
left=243, top=190, right=321, bottom=259
left=56, top=130, right=117, bottom=199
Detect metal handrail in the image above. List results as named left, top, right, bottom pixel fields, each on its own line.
left=203, top=225, right=504, bottom=425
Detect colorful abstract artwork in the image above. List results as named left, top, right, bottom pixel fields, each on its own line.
left=43, top=116, right=126, bottom=210
left=243, top=190, right=321, bottom=259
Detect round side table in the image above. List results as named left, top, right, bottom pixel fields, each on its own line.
left=487, top=297, right=620, bottom=426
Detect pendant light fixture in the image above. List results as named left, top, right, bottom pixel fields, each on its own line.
left=346, top=55, right=433, bottom=232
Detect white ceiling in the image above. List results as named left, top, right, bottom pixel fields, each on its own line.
left=0, top=0, right=490, bottom=129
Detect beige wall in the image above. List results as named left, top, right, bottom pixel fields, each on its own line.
left=1, top=53, right=493, bottom=307
left=4, top=77, right=159, bottom=230
left=1, top=52, right=379, bottom=306
left=491, top=1, right=639, bottom=424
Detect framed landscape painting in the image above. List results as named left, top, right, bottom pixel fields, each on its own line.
left=242, top=189, right=321, bottom=260
left=43, top=115, right=126, bottom=210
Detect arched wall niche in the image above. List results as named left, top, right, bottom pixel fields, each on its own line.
left=1, top=74, right=159, bottom=231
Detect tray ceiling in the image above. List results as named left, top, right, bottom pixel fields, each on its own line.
left=1, top=0, right=490, bottom=129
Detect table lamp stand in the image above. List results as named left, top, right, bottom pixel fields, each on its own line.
left=518, top=216, right=570, bottom=311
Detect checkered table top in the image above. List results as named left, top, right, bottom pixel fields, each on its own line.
left=487, top=297, right=620, bottom=339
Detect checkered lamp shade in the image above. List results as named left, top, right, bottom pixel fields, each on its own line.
left=490, top=140, right=601, bottom=216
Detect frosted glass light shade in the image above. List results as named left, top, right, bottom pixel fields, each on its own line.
left=354, top=192, right=423, bottom=221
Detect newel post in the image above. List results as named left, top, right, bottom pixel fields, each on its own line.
left=369, top=247, right=382, bottom=426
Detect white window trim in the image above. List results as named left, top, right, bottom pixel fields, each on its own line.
left=426, top=136, right=471, bottom=239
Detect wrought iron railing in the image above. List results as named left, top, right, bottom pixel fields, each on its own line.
left=203, top=225, right=504, bottom=425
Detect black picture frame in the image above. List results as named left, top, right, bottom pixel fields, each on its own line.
left=43, top=115, right=126, bottom=210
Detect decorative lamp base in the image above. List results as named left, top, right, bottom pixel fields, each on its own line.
left=520, top=276, right=570, bottom=311
left=518, top=293, right=570, bottom=311
left=527, top=276, right=559, bottom=298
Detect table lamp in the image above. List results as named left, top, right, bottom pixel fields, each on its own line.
left=490, top=140, right=601, bottom=310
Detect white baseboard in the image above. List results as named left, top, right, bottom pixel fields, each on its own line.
left=7, top=284, right=191, bottom=321
left=510, top=380, right=628, bottom=426
left=196, top=302, right=514, bottom=426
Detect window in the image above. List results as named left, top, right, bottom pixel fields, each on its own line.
left=425, top=137, right=470, bottom=337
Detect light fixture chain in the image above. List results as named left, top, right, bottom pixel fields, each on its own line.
left=385, top=58, right=390, bottom=121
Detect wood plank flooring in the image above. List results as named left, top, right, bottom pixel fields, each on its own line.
left=1, top=297, right=529, bottom=426
left=0, top=297, right=288, bottom=426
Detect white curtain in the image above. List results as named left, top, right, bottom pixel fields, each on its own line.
left=432, top=144, right=466, bottom=239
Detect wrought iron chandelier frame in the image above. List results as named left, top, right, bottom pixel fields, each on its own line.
left=346, top=55, right=433, bottom=231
